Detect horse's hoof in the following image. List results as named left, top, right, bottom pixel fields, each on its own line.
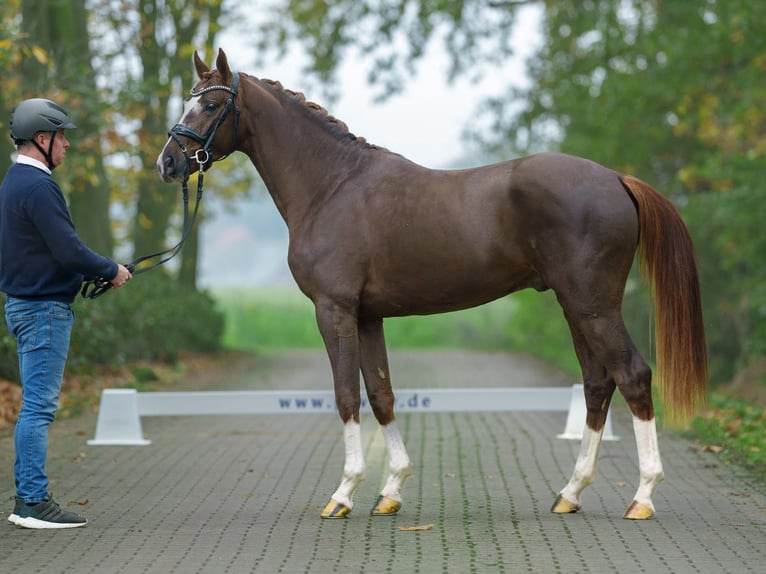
left=320, top=499, right=351, bottom=519
left=623, top=500, right=655, bottom=520
left=551, top=494, right=581, bottom=514
left=370, top=495, right=401, bottom=516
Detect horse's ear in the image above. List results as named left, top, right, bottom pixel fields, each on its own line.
left=193, top=51, right=209, bottom=79
left=215, top=48, right=232, bottom=83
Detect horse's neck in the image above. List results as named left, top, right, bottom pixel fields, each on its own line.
left=240, top=78, right=366, bottom=227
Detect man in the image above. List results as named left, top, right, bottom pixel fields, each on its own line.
left=0, top=98, right=132, bottom=529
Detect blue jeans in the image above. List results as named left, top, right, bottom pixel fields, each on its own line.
left=5, top=297, right=74, bottom=503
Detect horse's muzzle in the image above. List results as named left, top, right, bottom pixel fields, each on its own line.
left=157, top=148, right=187, bottom=183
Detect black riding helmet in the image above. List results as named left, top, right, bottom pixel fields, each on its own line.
left=9, top=98, right=77, bottom=170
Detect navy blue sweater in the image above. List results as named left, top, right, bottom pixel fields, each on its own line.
left=0, top=163, right=117, bottom=303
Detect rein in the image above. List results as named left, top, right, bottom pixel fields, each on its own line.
left=81, top=73, right=240, bottom=299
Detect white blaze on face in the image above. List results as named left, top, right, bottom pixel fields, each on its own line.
left=157, top=94, right=202, bottom=177
left=180, top=94, right=202, bottom=122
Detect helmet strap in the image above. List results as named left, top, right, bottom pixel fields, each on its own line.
left=32, top=131, right=56, bottom=171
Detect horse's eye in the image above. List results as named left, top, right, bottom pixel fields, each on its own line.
left=205, top=101, right=218, bottom=112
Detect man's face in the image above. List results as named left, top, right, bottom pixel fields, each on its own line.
left=35, top=130, right=69, bottom=167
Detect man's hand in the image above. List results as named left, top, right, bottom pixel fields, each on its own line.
left=110, top=264, right=133, bottom=288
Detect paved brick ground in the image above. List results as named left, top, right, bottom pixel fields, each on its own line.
left=1, top=351, right=764, bottom=573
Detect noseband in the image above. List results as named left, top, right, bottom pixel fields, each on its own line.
left=81, top=74, right=241, bottom=299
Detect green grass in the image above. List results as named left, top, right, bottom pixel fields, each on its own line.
left=685, top=394, right=766, bottom=477
left=211, top=286, right=765, bottom=483
left=213, top=286, right=525, bottom=354
left=215, top=288, right=322, bottom=350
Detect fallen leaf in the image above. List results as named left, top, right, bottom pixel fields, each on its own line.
left=398, top=523, right=435, bottom=532
left=67, top=498, right=89, bottom=506
left=701, top=444, right=724, bottom=453
left=71, top=452, right=87, bottom=463
left=616, top=481, right=627, bottom=488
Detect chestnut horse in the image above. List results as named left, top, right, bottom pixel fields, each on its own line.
left=158, top=49, right=707, bottom=520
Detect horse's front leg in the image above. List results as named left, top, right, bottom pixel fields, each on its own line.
left=315, top=300, right=365, bottom=519
left=359, top=317, right=412, bottom=516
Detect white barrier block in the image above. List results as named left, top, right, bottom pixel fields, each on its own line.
left=557, top=384, right=619, bottom=441
left=87, top=389, right=151, bottom=446
left=87, top=385, right=620, bottom=445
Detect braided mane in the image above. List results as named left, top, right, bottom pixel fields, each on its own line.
left=249, top=74, right=379, bottom=150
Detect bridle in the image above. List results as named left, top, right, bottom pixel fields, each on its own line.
left=82, top=73, right=241, bottom=299
left=167, top=72, right=241, bottom=173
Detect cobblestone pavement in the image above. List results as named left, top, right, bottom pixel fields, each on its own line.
left=1, top=351, right=764, bottom=573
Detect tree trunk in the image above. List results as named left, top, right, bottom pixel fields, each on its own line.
left=131, top=0, right=176, bottom=261
left=20, top=0, right=114, bottom=256
left=133, top=0, right=223, bottom=289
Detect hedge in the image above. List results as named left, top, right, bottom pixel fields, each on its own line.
left=0, top=273, right=224, bottom=382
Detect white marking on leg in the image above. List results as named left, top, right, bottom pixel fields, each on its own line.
left=559, top=425, right=604, bottom=506
left=331, top=420, right=365, bottom=509
left=379, top=421, right=412, bottom=501
left=632, top=416, right=664, bottom=510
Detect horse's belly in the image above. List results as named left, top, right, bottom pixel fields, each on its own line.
left=359, top=264, right=535, bottom=318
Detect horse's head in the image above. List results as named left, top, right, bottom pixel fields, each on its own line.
left=157, top=48, right=240, bottom=183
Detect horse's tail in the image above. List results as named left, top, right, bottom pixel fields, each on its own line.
left=619, top=175, right=708, bottom=426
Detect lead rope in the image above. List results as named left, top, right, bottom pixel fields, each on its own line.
left=80, top=169, right=206, bottom=300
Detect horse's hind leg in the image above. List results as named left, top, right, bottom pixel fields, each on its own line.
left=593, top=322, right=664, bottom=519
left=551, top=320, right=616, bottom=514
left=358, top=317, right=412, bottom=515
left=554, top=308, right=663, bottom=519
left=624, top=411, right=663, bottom=519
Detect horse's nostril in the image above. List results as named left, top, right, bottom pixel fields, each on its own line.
left=164, top=155, right=174, bottom=168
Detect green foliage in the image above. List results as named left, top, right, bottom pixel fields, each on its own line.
left=503, top=290, right=580, bottom=376
left=216, top=287, right=653, bottom=379
left=683, top=189, right=766, bottom=381
left=687, top=393, right=766, bottom=478
left=133, top=366, right=160, bottom=383
left=0, top=275, right=224, bottom=382
left=0, top=325, right=18, bottom=382
left=216, top=288, right=322, bottom=350
left=214, top=287, right=517, bottom=352
left=385, top=302, right=514, bottom=351
left=68, top=273, right=224, bottom=371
